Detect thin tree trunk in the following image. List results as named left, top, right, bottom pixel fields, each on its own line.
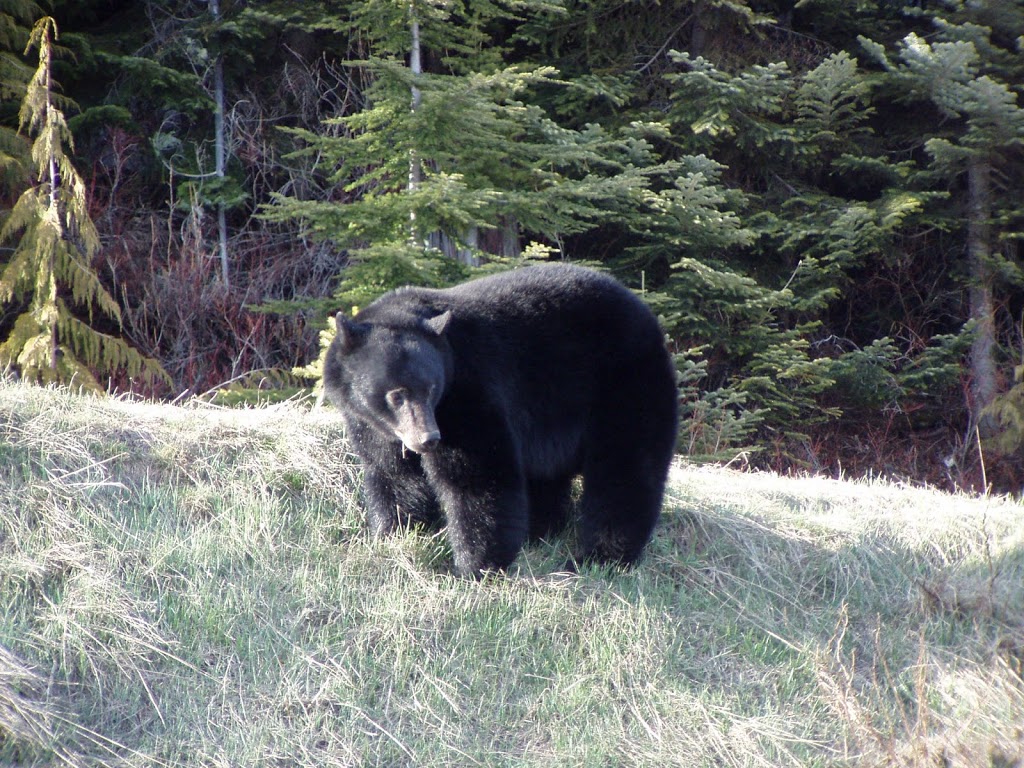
left=689, top=0, right=708, bottom=58
left=967, top=156, right=998, bottom=432
left=211, top=0, right=229, bottom=287
left=455, top=226, right=480, bottom=267
left=408, top=6, right=422, bottom=192
left=500, top=216, right=520, bottom=258
left=407, top=4, right=423, bottom=245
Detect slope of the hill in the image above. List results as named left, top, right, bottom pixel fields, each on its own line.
left=1, top=382, right=1022, bottom=767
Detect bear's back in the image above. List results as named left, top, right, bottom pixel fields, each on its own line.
left=357, top=263, right=665, bottom=377
left=442, top=264, right=659, bottom=347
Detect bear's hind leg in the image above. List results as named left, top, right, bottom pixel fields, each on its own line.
left=577, top=411, right=671, bottom=569
left=575, top=453, right=668, bottom=568
left=574, top=350, right=677, bottom=569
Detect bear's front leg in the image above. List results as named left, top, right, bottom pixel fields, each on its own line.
left=363, top=456, right=442, bottom=535
left=349, top=422, right=442, bottom=535
left=422, top=438, right=529, bottom=578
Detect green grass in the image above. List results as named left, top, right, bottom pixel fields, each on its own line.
left=1, top=380, right=1023, bottom=767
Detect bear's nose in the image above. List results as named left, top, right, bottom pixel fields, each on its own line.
left=417, top=431, right=441, bottom=452
left=404, top=430, right=440, bottom=454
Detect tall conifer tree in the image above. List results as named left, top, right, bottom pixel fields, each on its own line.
left=0, top=17, right=168, bottom=391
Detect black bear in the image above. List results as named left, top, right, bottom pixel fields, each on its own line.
left=322, top=263, right=678, bottom=578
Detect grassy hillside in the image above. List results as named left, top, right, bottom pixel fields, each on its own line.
left=1, top=381, right=1022, bottom=768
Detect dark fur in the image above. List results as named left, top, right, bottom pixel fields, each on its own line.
left=322, top=263, right=678, bottom=578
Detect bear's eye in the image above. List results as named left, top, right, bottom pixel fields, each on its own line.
left=385, top=389, right=407, bottom=410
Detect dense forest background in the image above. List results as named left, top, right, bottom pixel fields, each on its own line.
left=1, top=0, right=1022, bottom=490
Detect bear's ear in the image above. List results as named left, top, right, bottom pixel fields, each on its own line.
left=335, top=313, right=370, bottom=352
left=423, top=310, right=451, bottom=337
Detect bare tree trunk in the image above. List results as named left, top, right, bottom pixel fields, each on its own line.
left=408, top=6, right=422, bottom=193
left=500, top=216, right=520, bottom=258
left=457, top=226, right=480, bottom=267
left=967, top=156, right=998, bottom=433
left=406, top=4, right=425, bottom=248
left=211, top=0, right=229, bottom=287
left=689, top=0, right=708, bottom=58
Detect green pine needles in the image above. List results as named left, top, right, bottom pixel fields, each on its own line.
left=0, top=17, right=168, bottom=392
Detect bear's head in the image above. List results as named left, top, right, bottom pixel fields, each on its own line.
left=323, top=310, right=452, bottom=454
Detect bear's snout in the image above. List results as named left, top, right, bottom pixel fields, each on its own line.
left=403, top=430, right=440, bottom=454
left=394, top=401, right=441, bottom=454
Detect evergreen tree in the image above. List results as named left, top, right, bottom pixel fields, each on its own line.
left=659, top=37, right=977, bottom=460
left=861, top=3, right=1024, bottom=439
left=0, top=17, right=168, bottom=391
left=263, top=0, right=696, bottom=287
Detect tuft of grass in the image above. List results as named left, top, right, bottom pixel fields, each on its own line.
left=2, top=380, right=1023, bottom=766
